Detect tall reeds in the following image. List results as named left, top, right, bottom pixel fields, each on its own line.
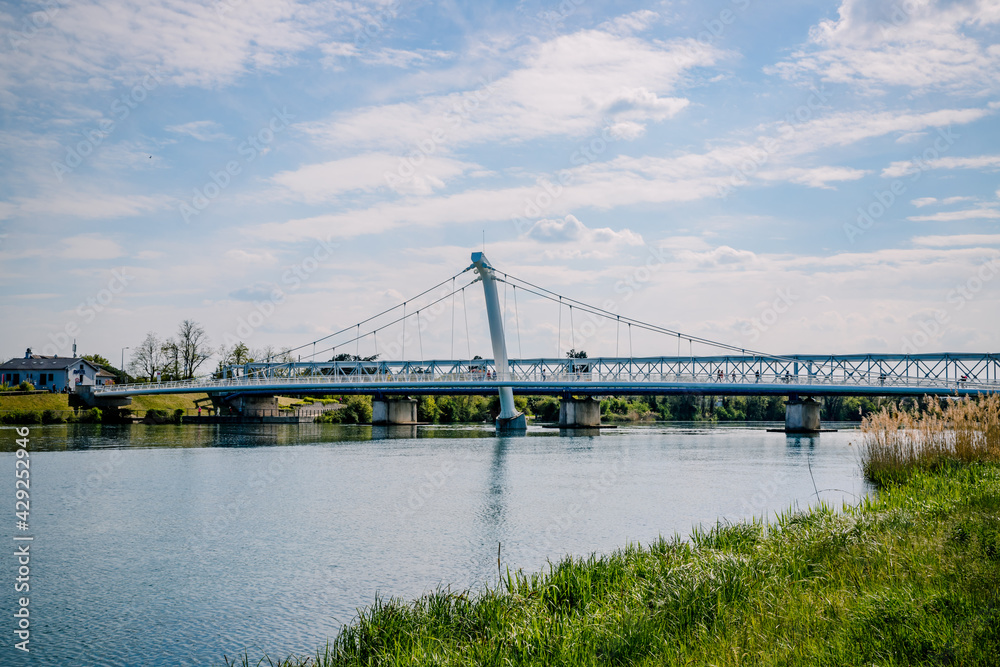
left=861, top=395, right=1000, bottom=486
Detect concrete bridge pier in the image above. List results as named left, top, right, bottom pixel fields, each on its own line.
left=496, top=413, right=528, bottom=432
left=240, top=395, right=280, bottom=417
left=559, top=396, right=602, bottom=428
left=785, top=397, right=822, bottom=433
left=372, top=397, right=418, bottom=425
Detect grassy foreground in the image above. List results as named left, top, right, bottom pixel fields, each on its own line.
left=232, top=398, right=1000, bottom=666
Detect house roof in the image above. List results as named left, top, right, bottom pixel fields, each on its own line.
left=0, top=357, right=97, bottom=372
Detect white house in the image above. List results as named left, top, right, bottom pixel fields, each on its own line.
left=0, top=348, right=103, bottom=392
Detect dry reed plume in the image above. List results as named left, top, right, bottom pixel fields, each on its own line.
left=861, top=395, right=1000, bottom=486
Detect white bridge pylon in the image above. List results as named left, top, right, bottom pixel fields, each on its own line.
left=471, top=252, right=526, bottom=429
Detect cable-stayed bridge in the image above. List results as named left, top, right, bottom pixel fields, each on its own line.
left=94, top=253, right=1000, bottom=432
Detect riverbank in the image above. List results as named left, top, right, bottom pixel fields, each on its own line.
left=0, top=392, right=211, bottom=424
left=232, top=398, right=1000, bottom=666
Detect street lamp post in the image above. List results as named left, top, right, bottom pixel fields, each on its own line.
left=121, top=347, right=129, bottom=379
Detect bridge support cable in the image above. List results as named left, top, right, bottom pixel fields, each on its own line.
left=570, top=306, right=576, bottom=354
left=557, top=296, right=562, bottom=357
left=462, top=288, right=471, bottom=360
left=278, top=267, right=472, bottom=365
left=451, top=277, right=456, bottom=359
left=616, top=316, right=620, bottom=357
left=301, top=278, right=477, bottom=364
left=417, top=310, right=424, bottom=363
left=513, top=286, right=522, bottom=359
left=492, top=270, right=860, bottom=380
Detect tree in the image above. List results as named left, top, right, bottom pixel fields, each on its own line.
left=566, top=349, right=588, bottom=358
left=160, top=338, right=180, bottom=380
left=215, top=342, right=252, bottom=378
left=82, top=354, right=132, bottom=384
left=129, top=332, right=163, bottom=381
left=330, top=353, right=379, bottom=362
left=83, top=354, right=112, bottom=367
left=177, top=320, right=211, bottom=379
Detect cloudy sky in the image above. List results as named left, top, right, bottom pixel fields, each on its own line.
left=1, top=0, right=998, bottom=368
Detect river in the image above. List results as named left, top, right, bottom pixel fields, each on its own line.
left=0, top=422, right=868, bottom=666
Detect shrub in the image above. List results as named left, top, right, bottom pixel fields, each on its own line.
left=17, top=381, right=34, bottom=392
left=41, top=409, right=65, bottom=424
left=316, top=396, right=372, bottom=424
left=143, top=409, right=170, bottom=424
left=0, top=410, right=42, bottom=425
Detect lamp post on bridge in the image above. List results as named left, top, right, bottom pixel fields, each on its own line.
left=121, top=347, right=129, bottom=379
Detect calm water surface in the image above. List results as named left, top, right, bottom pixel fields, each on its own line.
left=0, top=422, right=868, bottom=666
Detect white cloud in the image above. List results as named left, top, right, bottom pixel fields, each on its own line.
left=248, top=105, right=995, bottom=244
left=884, top=154, right=1000, bottom=178
left=223, top=249, right=277, bottom=264
left=681, top=245, right=759, bottom=269
left=320, top=42, right=453, bottom=69
left=911, top=196, right=977, bottom=208
left=598, top=10, right=661, bottom=37
left=270, top=153, right=479, bottom=201
left=524, top=215, right=643, bottom=246
left=0, top=0, right=368, bottom=94
left=167, top=120, right=229, bottom=142
left=771, top=0, right=1000, bottom=93
left=757, top=165, right=868, bottom=189
left=57, top=234, right=125, bottom=260
left=912, top=234, right=1000, bottom=247
left=0, top=190, right=173, bottom=221
left=908, top=207, right=1000, bottom=222
left=302, top=27, right=720, bottom=150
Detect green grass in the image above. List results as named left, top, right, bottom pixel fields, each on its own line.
left=0, top=393, right=72, bottom=411
left=0, top=392, right=209, bottom=412
left=130, top=393, right=211, bottom=411
left=227, top=397, right=1000, bottom=666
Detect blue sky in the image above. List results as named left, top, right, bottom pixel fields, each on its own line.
left=1, top=0, right=998, bottom=368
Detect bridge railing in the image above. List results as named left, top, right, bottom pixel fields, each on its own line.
left=94, top=370, right=999, bottom=395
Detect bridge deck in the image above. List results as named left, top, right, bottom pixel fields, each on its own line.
left=94, top=354, right=1000, bottom=399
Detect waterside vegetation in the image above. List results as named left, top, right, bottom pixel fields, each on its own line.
left=228, top=396, right=1000, bottom=666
